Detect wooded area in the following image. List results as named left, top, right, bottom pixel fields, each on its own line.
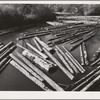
left=0, top=4, right=100, bottom=30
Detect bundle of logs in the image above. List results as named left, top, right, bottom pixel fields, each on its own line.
left=1, top=22, right=100, bottom=91
left=17, top=22, right=100, bottom=52
left=0, top=42, right=17, bottom=72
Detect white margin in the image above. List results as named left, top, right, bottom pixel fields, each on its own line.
left=0, top=91, right=100, bottom=99
left=0, top=1, right=99, bottom=4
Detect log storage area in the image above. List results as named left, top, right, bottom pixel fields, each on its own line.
left=1, top=15, right=100, bottom=91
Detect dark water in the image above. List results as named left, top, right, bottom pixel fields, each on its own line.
left=0, top=26, right=100, bottom=91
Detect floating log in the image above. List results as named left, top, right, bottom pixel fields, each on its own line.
left=0, top=56, right=11, bottom=72
left=0, top=45, right=4, bottom=49
left=82, top=42, right=89, bottom=65
left=26, top=42, right=48, bottom=60
left=0, top=41, right=14, bottom=54
left=67, top=65, right=100, bottom=90
left=0, top=45, right=16, bottom=61
left=17, top=43, right=30, bottom=51
left=34, top=37, right=55, bottom=54
left=33, top=38, right=43, bottom=52
left=61, top=20, right=98, bottom=25
left=79, top=44, right=85, bottom=66
left=0, top=58, right=11, bottom=72
left=47, top=21, right=63, bottom=26
left=57, top=16, right=100, bottom=22
left=43, top=47, right=75, bottom=80
left=55, top=45, right=79, bottom=74
left=72, top=68, right=100, bottom=91
left=17, top=32, right=51, bottom=41
left=48, top=35, right=63, bottom=42
left=90, top=57, right=100, bottom=67
left=22, top=50, right=56, bottom=74
left=62, top=46, right=85, bottom=73
left=80, top=74, right=100, bottom=91
left=50, top=36, right=70, bottom=44
left=16, top=51, right=64, bottom=91
left=10, top=60, right=52, bottom=91
left=55, top=48, right=74, bottom=74
left=0, top=56, right=11, bottom=68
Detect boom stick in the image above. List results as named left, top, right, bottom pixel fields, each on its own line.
left=16, top=51, right=64, bottom=91
left=10, top=60, right=52, bottom=91
left=55, top=45, right=79, bottom=74
left=55, top=49, right=74, bottom=74
left=43, top=47, right=75, bottom=80
left=62, top=46, right=85, bottom=73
